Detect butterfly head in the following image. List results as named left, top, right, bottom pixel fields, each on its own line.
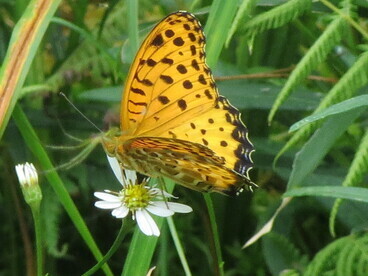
left=100, top=127, right=121, bottom=156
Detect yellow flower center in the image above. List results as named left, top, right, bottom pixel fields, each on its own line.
left=121, top=184, right=153, bottom=210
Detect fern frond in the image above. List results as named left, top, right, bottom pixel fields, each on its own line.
left=336, top=241, right=355, bottom=276
left=276, top=50, right=368, bottom=162
left=329, top=128, right=368, bottom=236
left=240, top=0, right=311, bottom=39
left=225, top=0, right=257, bottom=46
left=304, top=236, right=349, bottom=276
left=304, top=235, right=368, bottom=276
left=268, top=17, right=347, bottom=123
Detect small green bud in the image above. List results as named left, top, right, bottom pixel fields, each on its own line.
left=15, top=163, right=42, bottom=206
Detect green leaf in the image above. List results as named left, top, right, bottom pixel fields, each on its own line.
left=204, top=0, right=239, bottom=68
left=218, top=80, right=322, bottom=111
left=287, top=107, right=364, bottom=189
left=0, top=0, right=62, bottom=139
left=290, top=95, right=368, bottom=132
left=284, top=186, right=368, bottom=203
left=78, top=86, right=121, bottom=102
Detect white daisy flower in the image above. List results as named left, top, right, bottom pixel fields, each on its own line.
left=94, top=156, right=192, bottom=236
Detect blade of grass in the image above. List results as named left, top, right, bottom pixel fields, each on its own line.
left=287, top=107, right=364, bottom=189
left=12, top=104, right=113, bottom=276
left=127, top=0, right=139, bottom=62
left=290, top=95, right=368, bottom=132
left=204, top=193, right=224, bottom=276
left=204, top=0, right=238, bottom=68
left=0, top=0, right=61, bottom=139
left=225, top=0, right=257, bottom=47
left=167, top=217, right=192, bottom=275
left=284, top=186, right=368, bottom=203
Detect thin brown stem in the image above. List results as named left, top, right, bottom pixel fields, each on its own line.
left=7, top=153, right=35, bottom=276
left=214, top=68, right=338, bottom=84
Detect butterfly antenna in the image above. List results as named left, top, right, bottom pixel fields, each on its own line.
left=59, top=92, right=103, bottom=133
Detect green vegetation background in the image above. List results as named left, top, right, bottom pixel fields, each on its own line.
left=1, top=0, right=368, bottom=275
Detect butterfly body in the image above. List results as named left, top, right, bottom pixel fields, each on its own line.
left=103, top=11, right=255, bottom=195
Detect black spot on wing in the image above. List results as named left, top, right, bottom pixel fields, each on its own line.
left=129, top=100, right=147, bottom=107
left=178, top=99, right=187, bottom=111
left=162, top=58, right=174, bottom=65
left=152, top=34, right=164, bottom=46
left=177, top=64, right=187, bottom=74
left=198, top=74, right=207, bottom=85
left=183, top=80, right=193, bottom=89
left=190, top=45, right=196, bottom=56
left=191, top=59, right=200, bottom=71
left=204, top=89, right=213, bottom=99
left=158, top=96, right=170, bottom=104
left=160, top=75, right=174, bottom=84
left=131, top=87, right=146, bottom=96
left=147, top=59, right=157, bottom=67
left=173, top=37, right=184, bottom=46
left=188, top=33, right=196, bottom=42
left=165, top=29, right=175, bottom=37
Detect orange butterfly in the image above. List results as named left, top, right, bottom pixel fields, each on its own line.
left=102, top=11, right=256, bottom=195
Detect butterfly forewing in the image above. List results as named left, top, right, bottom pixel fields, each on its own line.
left=121, top=12, right=215, bottom=134
left=114, top=11, right=255, bottom=194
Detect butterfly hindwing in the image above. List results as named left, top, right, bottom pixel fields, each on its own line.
left=117, top=136, right=253, bottom=195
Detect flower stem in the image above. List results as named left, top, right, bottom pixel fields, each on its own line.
left=30, top=203, right=42, bottom=276
left=167, top=217, right=192, bottom=276
left=203, top=193, right=224, bottom=276
left=82, top=222, right=126, bottom=276
left=13, top=105, right=112, bottom=276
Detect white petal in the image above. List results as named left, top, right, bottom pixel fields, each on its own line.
left=94, top=192, right=120, bottom=202
left=95, top=201, right=122, bottom=209
left=150, top=201, right=192, bottom=214
left=15, top=165, right=26, bottom=183
left=111, top=206, right=129, bottom=218
left=146, top=203, right=174, bottom=217
left=106, top=155, right=124, bottom=185
left=124, top=169, right=137, bottom=184
left=27, top=163, right=38, bottom=182
left=136, top=209, right=160, bottom=236
left=166, top=202, right=193, bottom=213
